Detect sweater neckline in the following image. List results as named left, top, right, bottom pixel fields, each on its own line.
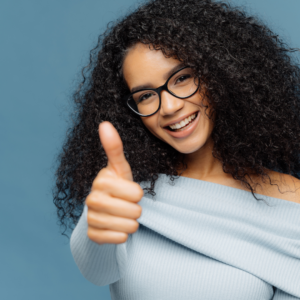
left=157, top=173, right=300, bottom=206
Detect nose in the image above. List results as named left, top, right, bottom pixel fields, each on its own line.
left=159, top=90, right=184, bottom=116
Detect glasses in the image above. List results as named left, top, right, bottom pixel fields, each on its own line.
left=122, top=66, right=200, bottom=117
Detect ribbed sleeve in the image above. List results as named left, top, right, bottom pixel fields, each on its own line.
left=70, top=204, right=128, bottom=286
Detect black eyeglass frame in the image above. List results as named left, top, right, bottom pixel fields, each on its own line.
left=122, top=66, right=200, bottom=117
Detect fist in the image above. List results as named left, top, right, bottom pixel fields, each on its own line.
left=85, top=122, right=144, bottom=245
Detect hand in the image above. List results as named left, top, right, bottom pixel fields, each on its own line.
left=85, top=122, right=143, bottom=245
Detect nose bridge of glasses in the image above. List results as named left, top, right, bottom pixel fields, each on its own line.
left=159, top=88, right=185, bottom=114
left=157, top=81, right=179, bottom=99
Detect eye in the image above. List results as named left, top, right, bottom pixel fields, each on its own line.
left=175, top=74, right=191, bottom=84
left=138, top=92, right=155, bottom=102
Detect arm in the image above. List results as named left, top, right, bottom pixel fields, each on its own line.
left=70, top=204, right=128, bottom=286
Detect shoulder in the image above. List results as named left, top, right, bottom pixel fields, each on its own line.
left=263, top=171, right=300, bottom=204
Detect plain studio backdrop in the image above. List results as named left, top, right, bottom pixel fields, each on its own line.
left=1, top=0, right=299, bottom=299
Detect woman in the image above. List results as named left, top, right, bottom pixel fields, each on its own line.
left=53, top=0, right=300, bottom=298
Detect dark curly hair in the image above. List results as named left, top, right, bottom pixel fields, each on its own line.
left=53, top=0, right=300, bottom=237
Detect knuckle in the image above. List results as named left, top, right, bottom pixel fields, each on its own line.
left=85, top=193, right=92, bottom=206
left=133, top=184, right=144, bottom=200
left=129, top=220, right=139, bottom=232
left=137, top=188, right=144, bottom=200
left=87, top=211, right=95, bottom=225
left=86, top=192, right=104, bottom=208
left=87, top=211, right=106, bottom=227
left=94, top=176, right=109, bottom=190
left=86, top=193, right=97, bottom=206
left=94, top=177, right=107, bottom=190
left=136, top=205, right=142, bottom=217
left=87, top=227, right=97, bottom=241
left=132, top=204, right=142, bottom=218
left=101, top=168, right=115, bottom=180
left=87, top=212, right=92, bottom=224
left=120, top=233, right=128, bottom=242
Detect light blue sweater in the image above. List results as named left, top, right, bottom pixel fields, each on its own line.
left=70, top=174, right=300, bottom=300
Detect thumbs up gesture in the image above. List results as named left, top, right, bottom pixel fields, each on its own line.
left=85, top=122, right=144, bottom=245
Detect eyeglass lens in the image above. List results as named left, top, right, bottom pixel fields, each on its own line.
left=127, top=67, right=199, bottom=116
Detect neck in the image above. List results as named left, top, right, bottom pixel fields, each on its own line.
left=178, top=136, right=226, bottom=180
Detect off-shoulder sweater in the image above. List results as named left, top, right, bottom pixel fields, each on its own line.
left=70, top=173, right=300, bottom=300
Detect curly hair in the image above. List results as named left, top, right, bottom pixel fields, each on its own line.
left=53, top=0, right=300, bottom=236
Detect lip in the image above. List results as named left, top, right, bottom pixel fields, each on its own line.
left=163, top=111, right=200, bottom=138
left=162, top=110, right=199, bottom=128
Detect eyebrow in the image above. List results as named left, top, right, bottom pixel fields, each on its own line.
left=130, top=62, right=186, bottom=93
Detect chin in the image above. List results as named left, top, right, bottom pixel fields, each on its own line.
left=173, top=144, right=204, bottom=154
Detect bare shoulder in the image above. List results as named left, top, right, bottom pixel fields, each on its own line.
left=200, top=169, right=300, bottom=204
left=261, top=171, right=300, bottom=204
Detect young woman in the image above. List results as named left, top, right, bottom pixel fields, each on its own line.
left=53, top=0, right=300, bottom=298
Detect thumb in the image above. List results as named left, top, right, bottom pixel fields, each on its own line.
left=99, top=121, right=133, bottom=181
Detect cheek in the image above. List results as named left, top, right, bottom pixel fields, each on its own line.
left=191, top=91, right=206, bottom=107
left=141, top=117, right=163, bottom=140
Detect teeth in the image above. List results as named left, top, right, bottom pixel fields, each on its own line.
left=169, top=113, right=197, bottom=130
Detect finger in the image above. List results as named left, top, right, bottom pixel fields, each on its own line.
left=86, top=191, right=142, bottom=218
left=87, top=227, right=128, bottom=245
left=99, top=121, right=133, bottom=181
left=87, top=211, right=139, bottom=233
left=91, top=175, right=144, bottom=202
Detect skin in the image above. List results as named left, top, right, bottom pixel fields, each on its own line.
left=122, top=42, right=300, bottom=202
left=123, top=43, right=243, bottom=185
left=86, top=43, right=300, bottom=246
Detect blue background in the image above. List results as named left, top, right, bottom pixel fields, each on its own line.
left=1, top=0, right=299, bottom=299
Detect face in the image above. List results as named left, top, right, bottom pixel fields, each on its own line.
left=122, top=43, right=215, bottom=154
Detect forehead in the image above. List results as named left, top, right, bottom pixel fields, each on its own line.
left=122, top=43, right=181, bottom=86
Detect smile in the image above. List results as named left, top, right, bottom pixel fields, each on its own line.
left=168, top=112, right=197, bottom=131
left=163, top=111, right=200, bottom=138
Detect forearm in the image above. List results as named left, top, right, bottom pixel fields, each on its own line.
left=70, top=204, right=128, bottom=286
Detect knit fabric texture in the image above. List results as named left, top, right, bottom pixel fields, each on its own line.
left=70, top=174, right=300, bottom=299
